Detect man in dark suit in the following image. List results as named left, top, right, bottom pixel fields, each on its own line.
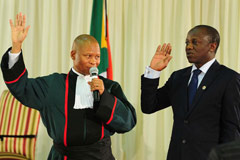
left=141, top=25, right=240, bottom=160
left=208, top=139, right=240, bottom=160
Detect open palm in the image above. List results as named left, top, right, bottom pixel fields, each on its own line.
left=150, top=43, right=172, bottom=71
left=10, top=13, right=30, bottom=44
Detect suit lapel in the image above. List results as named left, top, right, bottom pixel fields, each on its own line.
left=181, top=68, right=192, bottom=113
left=186, top=61, right=221, bottom=117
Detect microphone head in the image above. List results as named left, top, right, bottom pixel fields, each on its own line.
left=89, top=67, right=98, bottom=76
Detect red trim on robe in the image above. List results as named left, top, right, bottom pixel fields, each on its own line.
left=100, top=122, right=104, bottom=140
left=64, top=73, right=69, bottom=147
left=5, top=68, right=26, bottom=84
left=63, top=73, right=69, bottom=160
left=106, top=97, right=117, bottom=125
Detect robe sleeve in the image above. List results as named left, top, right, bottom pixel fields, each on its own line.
left=1, top=47, right=54, bottom=111
left=95, top=79, right=136, bottom=133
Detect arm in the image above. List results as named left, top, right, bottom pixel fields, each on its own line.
left=219, top=73, right=240, bottom=143
left=141, top=44, right=172, bottom=113
left=1, top=48, right=53, bottom=111
left=141, top=73, right=173, bottom=113
left=1, top=13, right=50, bottom=111
left=6, top=13, right=29, bottom=70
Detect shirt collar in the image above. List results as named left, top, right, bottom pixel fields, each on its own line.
left=71, top=68, right=91, bottom=81
left=191, top=58, right=216, bottom=74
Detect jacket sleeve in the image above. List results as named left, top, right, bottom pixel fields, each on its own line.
left=1, top=47, right=52, bottom=111
left=95, top=80, right=136, bottom=133
left=141, top=73, right=173, bottom=114
left=219, top=72, right=240, bottom=143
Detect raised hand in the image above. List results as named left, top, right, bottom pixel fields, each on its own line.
left=150, top=43, right=172, bottom=71
left=9, top=13, right=30, bottom=53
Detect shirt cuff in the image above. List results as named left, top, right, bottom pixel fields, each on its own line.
left=144, top=66, right=161, bottom=79
left=8, top=51, right=21, bottom=69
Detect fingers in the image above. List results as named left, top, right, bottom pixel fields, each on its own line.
left=166, top=55, right=173, bottom=62
left=19, top=13, right=22, bottom=26
left=155, top=43, right=172, bottom=55
left=155, top=45, right=162, bottom=54
left=15, top=14, right=18, bottom=26
left=22, top=15, right=26, bottom=28
left=24, top=25, right=31, bottom=35
left=13, top=12, right=25, bottom=27
left=165, top=43, right=172, bottom=55
left=9, top=19, right=13, bottom=28
left=89, top=79, right=104, bottom=93
left=163, top=55, right=173, bottom=64
left=160, top=43, right=167, bottom=53
left=16, top=13, right=22, bottom=26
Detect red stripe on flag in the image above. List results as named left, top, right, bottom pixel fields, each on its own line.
left=106, top=10, right=113, bottom=80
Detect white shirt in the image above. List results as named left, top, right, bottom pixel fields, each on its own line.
left=144, top=58, right=216, bottom=88
left=8, top=51, right=94, bottom=109
left=188, top=58, right=216, bottom=87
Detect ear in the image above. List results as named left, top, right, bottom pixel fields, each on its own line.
left=210, top=42, right=217, bottom=53
left=71, top=50, right=76, bottom=60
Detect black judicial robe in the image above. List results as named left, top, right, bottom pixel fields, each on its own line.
left=1, top=48, right=137, bottom=160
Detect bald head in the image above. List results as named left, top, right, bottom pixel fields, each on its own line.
left=72, top=34, right=99, bottom=51
left=70, top=34, right=100, bottom=75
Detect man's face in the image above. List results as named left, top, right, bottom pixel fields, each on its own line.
left=185, top=29, right=216, bottom=68
left=71, top=42, right=100, bottom=75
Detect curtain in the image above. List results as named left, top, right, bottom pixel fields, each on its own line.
left=0, top=0, right=239, bottom=159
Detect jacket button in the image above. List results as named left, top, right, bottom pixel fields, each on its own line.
left=184, top=120, right=189, bottom=124
left=182, top=139, right=186, bottom=144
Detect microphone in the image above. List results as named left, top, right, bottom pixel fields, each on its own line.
left=89, top=67, right=100, bottom=103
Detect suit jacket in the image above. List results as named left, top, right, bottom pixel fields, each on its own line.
left=208, top=139, right=240, bottom=160
left=141, top=61, right=240, bottom=160
left=1, top=48, right=137, bottom=160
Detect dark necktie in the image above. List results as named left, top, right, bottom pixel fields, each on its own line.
left=188, top=69, right=201, bottom=108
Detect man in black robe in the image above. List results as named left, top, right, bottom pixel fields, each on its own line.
left=1, top=12, right=136, bottom=160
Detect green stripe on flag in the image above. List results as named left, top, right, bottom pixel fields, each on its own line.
left=90, top=0, right=109, bottom=74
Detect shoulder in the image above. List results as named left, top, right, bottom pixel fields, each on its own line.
left=35, top=72, right=67, bottom=82
left=99, top=76, right=119, bottom=85
left=174, top=66, right=192, bottom=74
left=216, top=65, right=240, bottom=85
left=99, top=76, right=121, bottom=89
left=219, top=65, right=240, bottom=77
left=169, top=66, right=192, bottom=79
